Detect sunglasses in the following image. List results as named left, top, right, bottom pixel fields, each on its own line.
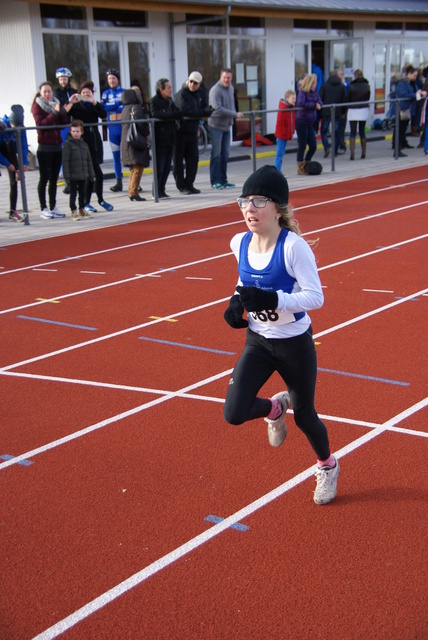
left=189, top=80, right=200, bottom=85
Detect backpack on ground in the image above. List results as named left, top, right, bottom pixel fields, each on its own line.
left=304, top=161, right=323, bottom=175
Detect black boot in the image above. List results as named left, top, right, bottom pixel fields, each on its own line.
left=110, top=178, right=123, bottom=192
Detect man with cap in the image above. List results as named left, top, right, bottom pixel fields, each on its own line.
left=223, top=164, right=339, bottom=505
left=208, top=68, right=244, bottom=189
left=173, top=71, right=212, bottom=194
left=102, top=68, right=124, bottom=191
left=0, top=105, right=29, bottom=222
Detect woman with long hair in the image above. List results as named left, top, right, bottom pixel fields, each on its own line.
left=31, top=81, right=78, bottom=218
left=295, top=73, right=322, bottom=175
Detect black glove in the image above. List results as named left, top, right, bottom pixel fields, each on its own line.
left=204, top=106, right=214, bottom=116
left=236, top=286, right=278, bottom=312
left=224, top=294, right=248, bottom=329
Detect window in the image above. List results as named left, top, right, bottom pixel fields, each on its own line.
left=331, top=21, right=353, bottom=37
left=93, top=8, right=147, bottom=29
left=294, top=19, right=328, bottom=33
left=40, top=4, right=87, bottom=29
left=187, top=39, right=227, bottom=92
left=186, top=14, right=226, bottom=35
left=405, top=23, right=428, bottom=33
left=43, top=34, right=90, bottom=89
left=376, top=22, right=403, bottom=34
left=229, top=16, right=265, bottom=36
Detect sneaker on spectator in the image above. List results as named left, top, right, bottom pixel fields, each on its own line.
left=264, top=391, right=290, bottom=447
left=71, top=209, right=80, bottom=221
left=84, top=203, right=97, bottom=213
left=79, top=208, right=92, bottom=219
left=314, top=458, right=340, bottom=505
left=50, top=206, right=65, bottom=218
left=224, top=182, right=236, bottom=188
left=9, top=210, right=27, bottom=223
left=212, top=183, right=224, bottom=190
left=40, top=208, right=54, bottom=219
left=99, top=200, right=114, bottom=211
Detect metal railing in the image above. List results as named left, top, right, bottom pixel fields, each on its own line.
left=2, top=97, right=415, bottom=225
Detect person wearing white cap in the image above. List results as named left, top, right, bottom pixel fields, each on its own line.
left=173, top=71, right=212, bottom=194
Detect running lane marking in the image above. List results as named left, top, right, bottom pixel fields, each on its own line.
left=31, top=397, right=428, bottom=640
left=1, top=231, right=427, bottom=318
left=1, top=182, right=427, bottom=276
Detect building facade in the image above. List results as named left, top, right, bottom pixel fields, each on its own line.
left=2, top=0, right=428, bottom=154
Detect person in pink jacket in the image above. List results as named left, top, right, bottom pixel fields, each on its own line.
left=274, top=90, right=296, bottom=171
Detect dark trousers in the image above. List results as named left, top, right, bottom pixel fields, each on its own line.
left=0, top=140, right=18, bottom=211
left=295, top=121, right=317, bottom=163
left=85, top=161, right=104, bottom=205
left=69, top=180, right=86, bottom=210
left=349, top=120, right=366, bottom=140
left=155, top=145, right=173, bottom=195
left=36, top=149, right=62, bottom=210
left=320, top=115, right=341, bottom=153
left=173, top=132, right=199, bottom=190
left=223, top=327, right=330, bottom=460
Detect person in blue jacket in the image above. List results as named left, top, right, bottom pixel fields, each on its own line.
left=0, top=105, right=29, bottom=222
left=101, top=68, right=124, bottom=191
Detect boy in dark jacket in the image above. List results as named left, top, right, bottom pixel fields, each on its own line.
left=62, top=120, right=95, bottom=221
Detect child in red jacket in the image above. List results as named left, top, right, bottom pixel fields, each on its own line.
left=274, top=90, right=296, bottom=171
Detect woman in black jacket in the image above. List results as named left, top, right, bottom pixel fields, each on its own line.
left=346, top=70, right=371, bottom=160
left=69, top=81, right=113, bottom=212
left=149, top=78, right=182, bottom=198
left=121, top=87, right=150, bottom=201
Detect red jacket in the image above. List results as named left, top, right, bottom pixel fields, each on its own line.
left=275, top=99, right=296, bottom=140
left=31, top=100, right=68, bottom=146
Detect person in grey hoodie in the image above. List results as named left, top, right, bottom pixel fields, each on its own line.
left=208, top=69, right=243, bottom=189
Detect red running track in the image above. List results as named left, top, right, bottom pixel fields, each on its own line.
left=1, top=166, right=427, bottom=640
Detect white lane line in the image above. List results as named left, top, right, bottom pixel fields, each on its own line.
left=1, top=229, right=427, bottom=319
left=363, top=289, right=394, bottom=293
left=1, top=183, right=427, bottom=277
left=31, top=397, right=428, bottom=640
left=0, top=368, right=233, bottom=471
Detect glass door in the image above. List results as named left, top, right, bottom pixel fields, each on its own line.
left=294, top=41, right=310, bottom=89
left=124, top=38, right=151, bottom=108
left=330, top=39, right=362, bottom=84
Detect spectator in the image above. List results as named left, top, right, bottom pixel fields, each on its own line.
left=62, top=119, right=95, bottom=221
left=0, top=105, right=29, bottom=222
left=295, top=73, right=322, bottom=175
left=149, top=77, right=182, bottom=199
left=31, top=81, right=78, bottom=219
left=337, top=68, right=350, bottom=153
left=346, top=69, right=371, bottom=160
left=121, top=87, right=150, bottom=202
left=208, top=68, right=244, bottom=189
left=69, top=80, right=113, bottom=213
left=311, top=59, right=325, bottom=133
left=173, top=71, right=212, bottom=194
left=102, top=68, right=124, bottom=192
left=393, top=65, right=426, bottom=157
left=274, top=90, right=296, bottom=171
left=319, top=70, right=346, bottom=158
left=53, top=67, right=78, bottom=194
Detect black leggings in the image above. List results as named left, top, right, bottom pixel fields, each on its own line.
left=0, top=140, right=18, bottom=211
left=223, top=327, right=330, bottom=460
left=85, top=160, right=104, bottom=205
left=349, top=120, right=366, bottom=139
left=36, top=148, right=62, bottom=210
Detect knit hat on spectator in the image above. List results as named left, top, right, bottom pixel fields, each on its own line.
left=240, top=165, right=289, bottom=205
left=9, top=105, right=24, bottom=127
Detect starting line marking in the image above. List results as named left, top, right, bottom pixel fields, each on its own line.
left=17, top=316, right=97, bottom=331
left=148, top=316, right=178, bottom=322
left=36, top=298, right=60, bottom=304
left=205, top=515, right=249, bottom=532
left=362, top=289, right=394, bottom=294
left=80, top=271, right=106, bottom=275
left=185, top=277, right=213, bottom=281
left=318, top=367, right=409, bottom=387
left=0, top=454, right=33, bottom=466
left=139, top=336, right=235, bottom=355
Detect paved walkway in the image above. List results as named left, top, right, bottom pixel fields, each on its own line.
left=1, top=132, right=426, bottom=247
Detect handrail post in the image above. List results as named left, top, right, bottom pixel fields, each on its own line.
left=330, top=104, right=336, bottom=172
left=149, top=118, right=159, bottom=202
left=250, top=112, right=257, bottom=173
left=14, top=127, right=30, bottom=225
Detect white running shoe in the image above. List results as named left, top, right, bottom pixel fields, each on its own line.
left=49, top=206, right=65, bottom=218
left=264, top=391, right=290, bottom=447
left=314, top=458, right=340, bottom=505
left=40, top=208, right=53, bottom=219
